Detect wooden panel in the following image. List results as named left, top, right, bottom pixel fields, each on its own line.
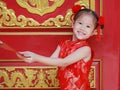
left=0, top=0, right=101, bottom=28
left=0, top=59, right=102, bottom=90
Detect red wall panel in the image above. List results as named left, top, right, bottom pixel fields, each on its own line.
left=0, top=34, right=72, bottom=59
left=100, top=0, right=120, bottom=90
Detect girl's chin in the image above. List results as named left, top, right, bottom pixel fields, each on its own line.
left=76, top=35, right=84, bottom=39
left=77, top=36, right=86, bottom=40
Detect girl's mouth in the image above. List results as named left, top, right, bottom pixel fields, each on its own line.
left=77, top=31, right=86, bottom=36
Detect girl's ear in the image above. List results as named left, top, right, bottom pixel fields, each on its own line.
left=72, top=20, right=75, bottom=28
left=71, top=15, right=75, bottom=28
left=91, top=29, right=97, bottom=36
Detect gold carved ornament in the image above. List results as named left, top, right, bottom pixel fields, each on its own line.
left=0, top=1, right=40, bottom=27
left=0, top=0, right=91, bottom=27
left=0, top=67, right=59, bottom=88
left=16, top=0, right=65, bottom=16
left=0, top=66, right=96, bottom=88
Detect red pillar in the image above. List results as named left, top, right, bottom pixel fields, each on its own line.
left=103, top=0, right=120, bottom=90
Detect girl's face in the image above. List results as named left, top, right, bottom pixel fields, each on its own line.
left=72, top=14, right=96, bottom=41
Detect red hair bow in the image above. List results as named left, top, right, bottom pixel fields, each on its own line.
left=72, top=5, right=82, bottom=13
left=96, top=16, right=104, bottom=41
left=98, top=16, right=104, bottom=26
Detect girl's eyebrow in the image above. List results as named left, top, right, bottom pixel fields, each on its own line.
left=76, top=20, right=82, bottom=22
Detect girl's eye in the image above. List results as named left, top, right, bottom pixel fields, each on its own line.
left=86, top=25, right=90, bottom=28
left=79, top=22, right=82, bottom=24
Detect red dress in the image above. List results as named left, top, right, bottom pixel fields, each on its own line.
left=57, top=40, right=93, bottom=90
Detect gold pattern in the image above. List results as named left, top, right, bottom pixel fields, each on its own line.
left=0, top=1, right=40, bottom=27
left=0, top=32, right=73, bottom=35
left=75, top=0, right=89, bottom=8
left=0, top=0, right=100, bottom=28
left=0, top=66, right=59, bottom=88
left=0, top=66, right=95, bottom=89
left=88, top=66, right=96, bottom=88
left=16, top=0, right=65, bottom=16
left=41, top=9, right=72, bottom=27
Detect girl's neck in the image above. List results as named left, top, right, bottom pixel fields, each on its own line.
left=72, top=35, right=77, bottom=41
left=72, top=35, right=86, bottom=42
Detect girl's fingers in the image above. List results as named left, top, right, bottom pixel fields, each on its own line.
left=16, top=52, right=31, bottom=59
left=16, top=52, right=24, bottom=59
left=0, top=40, right=3, bottom=44
left=17, top=52, right=31, bottom=58
left=16, top=51, right=35, bottom=63
left=24, top=58, right=33, bottom=63
left=17, top=53, right=32, bottom=63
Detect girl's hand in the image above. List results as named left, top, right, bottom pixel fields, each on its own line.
left=0, top=40, right=3, bottom=44
left=17, top=51, right=39, bottom=63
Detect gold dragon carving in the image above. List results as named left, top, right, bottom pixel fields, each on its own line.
left=0, top=67, right=59, bottom=88
left=0, top=66, right=95, bottom=89
left=0, top=0, right=91, bottom=27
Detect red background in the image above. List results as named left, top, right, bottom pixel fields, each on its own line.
left=102, top=1, right=120, bottom=90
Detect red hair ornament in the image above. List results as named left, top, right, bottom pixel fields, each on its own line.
left=72, top=5, right=82, bottom=13
left=96, top=16, right=104, bottom=41
left=98, top=16, right=104, bottom=26
left=72, top=5, right=85, bottom=13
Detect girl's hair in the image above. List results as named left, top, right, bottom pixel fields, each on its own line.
left=73, top=8, right=99, bottom=29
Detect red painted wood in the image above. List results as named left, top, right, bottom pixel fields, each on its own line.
left=97, top=0, right=120, bottom=90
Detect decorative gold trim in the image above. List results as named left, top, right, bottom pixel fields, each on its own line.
left=75, top=0, right=89, bottom=8
left=0, top=31, right=101, bottom=35
left=88, top=66, right=96, bottom=88
left=0, top=0, right=102, bottom=28
left=93, top=59, right=103, bottom=90
left=0, top=1, right=40, bottom=27
left=90, top=0, right=95, bottom=11
left=0, top=66, right=95, bottom=88
left=0, top=59, right=102, bottom=89
left=0, top=66, right=59, bottom=88
left=16, top=0, right=65, bottom=16
left=41, top=9, right=72, bottom=27
left=0, top=32, right=73, bottom=35
left=100, top=59, right=103, bottom=90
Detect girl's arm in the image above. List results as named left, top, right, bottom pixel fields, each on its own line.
left=50, top=45, right=60, bottom=58
left=18, top=46, right=91, bottom=67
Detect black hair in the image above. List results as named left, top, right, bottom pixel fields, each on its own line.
left=73, top=8, right=99, bottom=29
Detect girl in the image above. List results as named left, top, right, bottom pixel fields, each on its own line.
left=17, top=5, right=103, bottom=90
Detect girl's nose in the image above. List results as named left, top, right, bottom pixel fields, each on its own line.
left=80, top=25, right=85, bottom=30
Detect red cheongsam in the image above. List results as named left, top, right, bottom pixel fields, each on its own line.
left=57, top=40, right=93, bottom=90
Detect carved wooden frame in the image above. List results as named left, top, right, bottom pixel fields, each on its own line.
left=0, top=59, right=102, bottom=90
left=0, top=0, right=103, bottom=28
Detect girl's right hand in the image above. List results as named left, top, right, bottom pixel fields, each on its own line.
left=0, top=40, right=3, bottom=44
left=17, top=51, right=39, bottom=63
